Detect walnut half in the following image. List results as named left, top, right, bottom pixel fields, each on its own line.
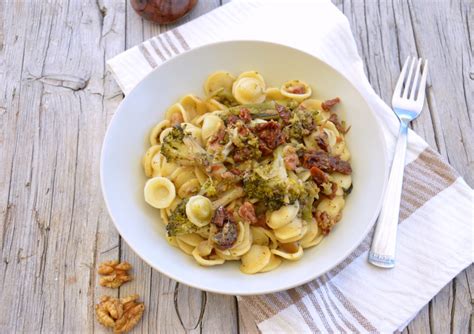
left=98, top=260, right=132, bottom=288
left=95, top=295, right=145, bottom=333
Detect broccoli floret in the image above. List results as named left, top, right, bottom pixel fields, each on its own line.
left=287, top=108, right=322, bottom=141
left=161, top=125, right=211, bottom=166
left=166, top=199, right=197, bottom=236
left=200, top=178, right=218, bottom=197
left=213, top=89, right=238, bottom=107
left=229, top=122, right=262, bottom=162
left=300, top=180, right=320, bottom=222
left=243, top=172, right=288, bottom=211
left=243, top=148, right=304, bottom=211
left=287, top=177, right=305, bottom=203
left=161, top=126, right=192, bottom=164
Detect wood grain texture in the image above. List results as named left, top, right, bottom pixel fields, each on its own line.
left=0, top=0, right=471, bottom=333
left=335, top=1, right=473, bottom=333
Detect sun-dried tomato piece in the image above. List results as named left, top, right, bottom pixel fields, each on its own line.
left=213, top=221, right=238, bottom=249
left=239, top=107, right=252, bottom=123
left=310, top=166, right=328, bottom=186
left=283, top=146, right=299, bottom=171
left=321, top=97, right=340, bottom=111
left=275, top=103, right=291, bottom=123
left=253, top=121, right=286, bottom=155
left=208, top=128, right=226, bottom=145
left=328, top=113, right=346, bottom=133
left=238, top=201, right=257, bottom=224
left=212, top=206, right=227, bottom=227
left=226, top=114, right=240, bottom=125
left=212, top=206, right=238, bottom=249
left=303, top=151, right=352, bottom=175
left=233, top=147, right=253, bottom=163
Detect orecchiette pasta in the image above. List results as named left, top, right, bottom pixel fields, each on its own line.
left=151, top=152, right=162, bottom=177
left=141, top=70, right=352, bottom=273
left=299, top=98, right=331, bottom=121
left=165, top=103, right=188, bottom=125
left=159, top=127, right=174, bottom=144
left=186, top=195, right=213, bottom=227
left=170, top=167, right=196, bottom=189
left=240, top=245, right=272, bottom=274
left=182, top=123, right=203, bottom=146
left=142, top=145, right=161, bottom=178
left=274, top=217, right=304, bottom=242
left=265, top=87, right=287, bottom=104
left=201, top=114, right=224, bottom=142
left=205, top=98, right=228, bottom=113
left=281, top=80, right=312, bottom=101
left=159, top=157, right=178, bottom=178
left=260, top=254, right=282, bottom=272
left=323, top=121, right=345, bottom=155
left=192, top=247, right=225, bottom=266
left=144, top=177, right=176, bottom=209
left=149, top=120, right=171, bottom=146
left=232, top=71, right=266, bottom=104
left=180, top=94, right=207, bottom=120
left=271, top=245, right=304, bottom=261
left=267, top=202, right=300, bottom=229
left=177, top=178, right=200, bottom=198
left=204, top=71, right=236, bottom=97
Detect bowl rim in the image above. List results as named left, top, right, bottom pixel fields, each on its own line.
left=100, top=40, right=389, bottom=295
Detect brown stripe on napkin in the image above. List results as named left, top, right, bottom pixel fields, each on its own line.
left=240, top=147, right=458, bottom=328
left=149, top=38, right=167, bottom=62
left=399, top=147, right=458, bottom=221
left=243, top=293, right=290, bottom=319
left=157, top=36, right=172, bottom=57
left=299, top=284, right=332, bottom=332
left=164, top=33, right=181, bottom=54
left=315, top=286, right=346, bottom=332
left=288, top=289, right=321, bottom=332
left=320, top=283, right=359, bottom=332
left=171, top=28, right=190, bottom=50
left=327, top=281, right=377, bottom=332
left=138, top=44, right=158, bottom=68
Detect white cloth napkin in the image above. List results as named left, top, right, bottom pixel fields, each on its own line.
left=107, top=1, right=473, bottom=332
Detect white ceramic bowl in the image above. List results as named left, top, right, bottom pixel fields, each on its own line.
left=101, top=41, right=388, bottom=295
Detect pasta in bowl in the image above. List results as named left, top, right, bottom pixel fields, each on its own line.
left=101, top=41, right=388, bottom=294
left=142, top=71, right=353, bottom=274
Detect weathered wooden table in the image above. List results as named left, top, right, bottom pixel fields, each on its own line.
left=1, top=0, right=472, bottom=333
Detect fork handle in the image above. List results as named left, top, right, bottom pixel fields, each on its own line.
left=369, top=120, right=408, bottom=268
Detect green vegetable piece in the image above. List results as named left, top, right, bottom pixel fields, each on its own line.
left=166, top=199, right=197, bottom=236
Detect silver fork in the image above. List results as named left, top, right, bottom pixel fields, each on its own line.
left=368, top=56, right=429, bottom=268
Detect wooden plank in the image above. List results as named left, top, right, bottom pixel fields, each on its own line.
left=404, top=0, right=473, bottom=186
left=120, top=2, right=238, bottom=334
left=452, top=270, right=471, bottom=334
left=0, top=0, right=125, bottom=332
left=429, top=282, right=453, bottom=334
left=93, top=1, right=127, bottom=333
left=465, top=265, right=474, bottom=334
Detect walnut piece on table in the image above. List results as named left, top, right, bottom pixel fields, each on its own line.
left=95, top=294, right=145, bottom=333
left=98, top=260, right=132, bottom=288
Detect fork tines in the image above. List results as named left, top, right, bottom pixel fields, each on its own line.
left=393, top=57, right=428, bottom=105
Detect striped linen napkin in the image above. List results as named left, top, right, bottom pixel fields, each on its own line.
left=107, top=0, right=473, bottom=332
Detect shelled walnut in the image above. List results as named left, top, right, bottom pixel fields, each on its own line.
left=98, top=260, right=132, bottom=288
left=95, top=295, right=145, bottom=333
